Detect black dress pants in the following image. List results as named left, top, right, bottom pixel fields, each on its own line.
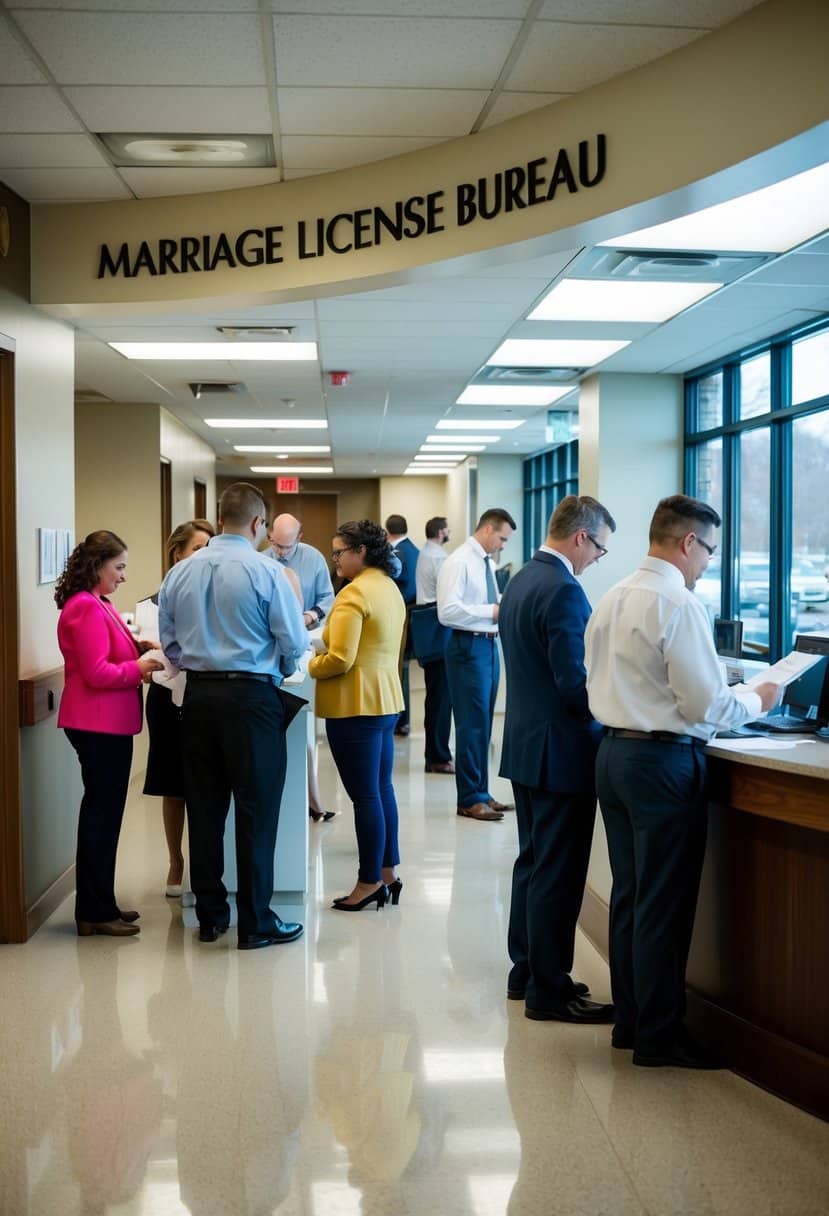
left=422, top=658, right=452, bottom=764
left=65, top=728, right=133, bottom=924
left=181, top=679, right=287, bottom=938
left=596, top=735, right=708, bottom=1050
left=507, top=781, right=596, bottom=1007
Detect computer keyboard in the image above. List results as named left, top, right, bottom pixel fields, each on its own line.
left=745, top=715, right=822, bottom=734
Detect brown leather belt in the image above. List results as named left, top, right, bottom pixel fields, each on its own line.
left=605, top=728, right=704, bottom=747
left=187, top=671, right=275, bottom=684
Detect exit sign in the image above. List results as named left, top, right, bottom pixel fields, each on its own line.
left=276, top=476, right=299, bottom=494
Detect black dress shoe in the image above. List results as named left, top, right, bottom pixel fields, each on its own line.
left=238, top=918, right=303, bottom=949
left=633, top=1037, right=722, bottom=1069
left=507, top=981, right=590, bottom=1001
left=611, top=1026, right=635, bottom=1049
left=118, top=909, right=140, bottom=923
left=394, top=724, right=410, bottom=737
left=525, top=996, right=615, bottom=1024
left=198, top=924, right=228, bottom=943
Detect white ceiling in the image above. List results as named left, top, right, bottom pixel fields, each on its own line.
left=5, top=0, right=829, bottom=483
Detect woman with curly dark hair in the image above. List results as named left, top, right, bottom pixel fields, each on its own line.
left=56, top=531, right=163, bottom=937
left=309, top=520, right=406, bottom=911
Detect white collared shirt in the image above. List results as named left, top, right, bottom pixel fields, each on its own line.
left=584, top=555, right=762, bottom=740
left=437, top=536, right=499, bottom=634
left=416, top=539, right=448, bottom=603
left=538, top=545, right=575, bottom=576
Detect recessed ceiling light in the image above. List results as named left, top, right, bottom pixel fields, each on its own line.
left=426, top=434, right=500, bottom=444
left=488, top=339, right=629, bottom=368
left=420, top=444, right=485, bottom=453
left=204, top=418, right=327, bottom=429
left=250, top=465, right=333, bottom=474
left=109, top=342, right=317, bottom=361
left=98, top=132, right=275, bottom=168
left=234, top=445, right=330, bottom=453
left=436, top=419, right=524, bottom=430
left=413, top=454, right=462, bottom=462
left=456, top=386, right=572, bottom=406
left=528, top=279, right=721, bottom=323
left=404, top=467, right=451, bottom=475
left=599, top=161, right=829, bottom=254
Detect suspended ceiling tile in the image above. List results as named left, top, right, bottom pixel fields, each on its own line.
left=743, top=253, right=829, bottom=287
left=64, top=86, right=273, bottom=135
left=120, top=166, right=282, bottom=198
left=277, top=87, right=490, bottom=137
left=281, top=133, right=448, bottom=171
left=13, top=11, right=266, bottom=87
left=272, top=14, right=521, bottom=89
left=11, top=1, right=259, bottom=10
left=0, top=132, right=109, bottom=167
left=0, top=165, right=130, bottom=199
left=482, top=91, right=568, bottom=129
left=316, top=298, right=520, bottom=322
left=506, top=21, right=704, bottom=92
left=0, top=19, right=46, bottom=83
left=539, top=0, right=760, bottom=25
left=269, top=0, right=531, bottom=13
left=0, top=86, right=83, bottom=132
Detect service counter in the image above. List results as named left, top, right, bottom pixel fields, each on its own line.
left=687, top=735, right=829, bottom=1120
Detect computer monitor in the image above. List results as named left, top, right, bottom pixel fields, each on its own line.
left=714, top=618, right=743, bottom=658
left=781, top=650, right=829, bottom=724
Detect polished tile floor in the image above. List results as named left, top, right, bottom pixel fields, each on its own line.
left=3, top=698, right=829, bottom=1216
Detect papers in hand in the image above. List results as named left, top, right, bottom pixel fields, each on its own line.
left=150, top=650, right=187, bottom=707
left=743, top=650, right=822, bottom=693
left=310, top=634, right=327, bottom=655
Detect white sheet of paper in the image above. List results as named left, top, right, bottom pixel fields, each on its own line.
left=743, top=650, right=821, bottom=692
left=709, top=737, right=816, bottom=752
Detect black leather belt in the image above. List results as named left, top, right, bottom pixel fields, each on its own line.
left=453, top=630, right=498, bottom=639
left=605, top=728, right=704, bottom=747
left=187, top=671, right=275, bottom=684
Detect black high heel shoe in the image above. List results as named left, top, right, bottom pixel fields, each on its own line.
left=386, top=878, right=403, bottom=906
left=331, top=884, right=387, bottom=912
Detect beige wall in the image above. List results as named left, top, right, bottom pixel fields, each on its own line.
left=75, top=400, right=162, bottom=608
left=476, top=454, right=524, bottom=572
left=379, top=475, right=448, bottom=546
left=160, top=407, right=217, bottom=532
left=445, top=461, right=471, bottom=546
left=215, top=475, right=380, bottom=533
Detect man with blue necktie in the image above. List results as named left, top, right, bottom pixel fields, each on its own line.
left=437, top=508, right=516, bottom=821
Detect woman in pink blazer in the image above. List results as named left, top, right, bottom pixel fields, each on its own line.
left=56, top=531, right=163, bottom=937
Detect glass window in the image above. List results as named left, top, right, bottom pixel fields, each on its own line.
left=792, top=330, right=829, bottom=405
left=738, top=429, right=771, bottom=654
left=739, top=352, right=770, bottom=419
left=694, top=439, right=723, bottom=621
left=792, top=411, right=829, bottom=643
left=697, top=372, right=723, bottom=430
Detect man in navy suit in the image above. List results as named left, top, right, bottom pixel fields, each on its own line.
left=385, top=514, right=419, bottom=736
left=499, top=495, right=616, bottom=1023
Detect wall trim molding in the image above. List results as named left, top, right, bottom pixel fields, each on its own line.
left=578, top=884, right=609, bottom=961
left=26, top=863, right=75, bottom=940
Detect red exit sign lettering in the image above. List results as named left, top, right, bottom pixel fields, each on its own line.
left=276, top=476, right=299, bottom=494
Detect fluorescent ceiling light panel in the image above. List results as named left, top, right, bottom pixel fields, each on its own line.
left=234, top=445, right=330, bottom=453
left=109, top=342, right=317, bottom=361
left=420, top=444, right=485, bottom=453
left=413, top=454, right=461, bottom=462
left=405, top=467, right=451, bottom=475
left=456, top=386, right=572, bottom=406
left=426, top=435, right=500, bottom=444
left=250, top=465, right=333, bottom=473
left=599, top=161, right=829, bottom=254
left=204, top=418, right=327, bottom=429
left=488, top=339, right=629, bottom=367
left=436, top=419, right=524, bottom=431
left=528, top=279, right=721, bottom=322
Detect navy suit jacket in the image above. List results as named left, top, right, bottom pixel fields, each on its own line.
left=391, top=537, right=419, bottom=607
left=498, top=550, right=602, bottom=794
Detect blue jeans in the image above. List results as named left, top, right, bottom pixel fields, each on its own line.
left=325, top=714, right=400, bottom=883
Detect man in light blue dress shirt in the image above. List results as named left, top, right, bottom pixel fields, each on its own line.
left=160, top=483, right=308, bottom=951
left=267, top=513, right=334, bottom=628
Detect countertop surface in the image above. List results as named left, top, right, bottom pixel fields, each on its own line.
left=706, top=733, right=829, bottom=779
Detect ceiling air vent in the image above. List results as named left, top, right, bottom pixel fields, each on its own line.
left=216, top=326, right=294, bottom=339
left=572, top=247, right=769, bottom=283
left=188, top=382, right=244, bottom=399
left=478, top=365, right=584, bottom=384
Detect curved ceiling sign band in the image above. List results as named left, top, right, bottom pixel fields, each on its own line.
left=96, top=136, right=606, bottom=280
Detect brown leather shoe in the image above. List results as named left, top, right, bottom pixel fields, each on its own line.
left=425, top=761, right=455, bottom=774
left=457, top=802, right=504, bottom=821
left=77, top=919, right=140, bottom=937
left=488, top=799, right=515, bottom=812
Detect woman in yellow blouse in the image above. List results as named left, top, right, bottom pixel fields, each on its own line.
left=309, top=520, right=406, bottom=911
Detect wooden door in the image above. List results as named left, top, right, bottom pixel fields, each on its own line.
left=275, top=493, right=338, bottom=562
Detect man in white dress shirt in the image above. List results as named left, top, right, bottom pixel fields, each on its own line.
left=415, top=516, right=453, bottom=774
left=585, top=494, right=778, bottom=1068
left=437, top=507, right=516, bottom=821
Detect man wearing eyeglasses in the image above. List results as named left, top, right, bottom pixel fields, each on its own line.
left=268, top=513, right=334, bottom=630
left=585, top=494, right=779, bottom=1068
left=499, top=495, right=616, bottom=1024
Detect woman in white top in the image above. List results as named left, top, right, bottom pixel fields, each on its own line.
left=135, top=519, right=214, bottom=895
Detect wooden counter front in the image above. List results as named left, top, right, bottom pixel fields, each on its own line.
left=687, top=743, right=829, bottom=1121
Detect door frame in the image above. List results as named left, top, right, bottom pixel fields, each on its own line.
left=0, top=336, right=25, bottom=943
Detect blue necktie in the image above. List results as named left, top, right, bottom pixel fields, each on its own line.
left=484, top=555, right=498, bottom=605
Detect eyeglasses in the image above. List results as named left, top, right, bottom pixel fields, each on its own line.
left=694, top=535, right=717, bottom=557
left=586, top=534, right=608, bottom=558
left=331, top=546, right=355, bottom=561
